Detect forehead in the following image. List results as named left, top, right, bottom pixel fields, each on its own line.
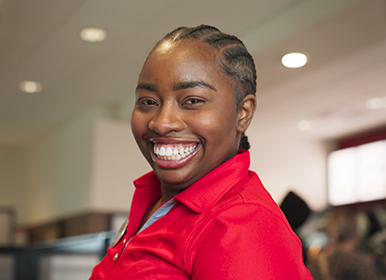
left=139, top=39, right=232, bottom=86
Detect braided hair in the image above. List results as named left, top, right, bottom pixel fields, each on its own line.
left=156, top=25, right=257, bottom=150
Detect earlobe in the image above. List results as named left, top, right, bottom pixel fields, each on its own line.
left=237, top=95, right=257, bottom=133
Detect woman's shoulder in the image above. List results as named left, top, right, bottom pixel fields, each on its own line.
left=221, top=171, right=286, bottom=219
left=192, top=171, right=295, bottom=238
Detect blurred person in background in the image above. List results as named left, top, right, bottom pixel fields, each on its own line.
left=307, top=208, right=381, bottom=280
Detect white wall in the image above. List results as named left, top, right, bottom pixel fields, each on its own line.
left=90, top=119, right=150, bottom=213
left=0, top=147, right=27, bottom=223
left=0, top=106, right=151, bottom=226
left=23, top=109, right=96, bottom=225
left=248, top=119, right=329, bottom=211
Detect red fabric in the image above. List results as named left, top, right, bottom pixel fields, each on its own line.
left=90, top=150, right=313, bottom=279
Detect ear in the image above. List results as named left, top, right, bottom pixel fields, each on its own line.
left=237, top=94, right=257, bottom=133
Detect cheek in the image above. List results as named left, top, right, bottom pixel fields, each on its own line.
left=191, top=108, right=237, bottom=142
left=193, top=114, right=219, bottom=131
left=131, top=111, right=148, bottom=142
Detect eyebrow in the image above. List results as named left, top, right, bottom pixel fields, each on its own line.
left=136, top=83, right=157, bottom=93
left=135, top=80, right=216, bottom=93
left=173, top=81, right=216, bottom=91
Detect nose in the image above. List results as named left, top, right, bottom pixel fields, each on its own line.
left=148, top=102, right=185, bottom=135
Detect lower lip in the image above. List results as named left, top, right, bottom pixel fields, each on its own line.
left=150, top=144, right=200, bottom=169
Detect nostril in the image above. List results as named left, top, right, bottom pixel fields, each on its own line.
left=148, top=114, right=185, bottom=135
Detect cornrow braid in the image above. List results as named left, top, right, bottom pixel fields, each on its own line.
left=156, top=25, right=256, bottom=150
left=158, top=24, right=257, bottom=104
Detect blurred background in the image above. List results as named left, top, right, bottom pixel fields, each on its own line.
left=1, top=0, right=386, bottom=279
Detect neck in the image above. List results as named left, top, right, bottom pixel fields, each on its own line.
left=160, top=184, right=187, bottom=203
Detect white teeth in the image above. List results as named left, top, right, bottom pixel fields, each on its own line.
left=154, top=144, right=197, bottom=160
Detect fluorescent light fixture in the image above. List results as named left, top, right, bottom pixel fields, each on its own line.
left=19, top=81, right=43, bottom=94
left=79, top=27, right=107, bottom=43
left=282, top=53, right=308, bottom=68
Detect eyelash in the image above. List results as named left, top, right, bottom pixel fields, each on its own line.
left=183, top=98, right=205, bottom=105
left=137, top=99, right=158, bottom=106
left=137, top=97, right=205, bottom=107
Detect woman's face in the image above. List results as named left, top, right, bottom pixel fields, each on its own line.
left=131, top=39, right=244, bottom=198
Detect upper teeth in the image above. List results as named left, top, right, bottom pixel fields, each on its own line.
left=154, top=144, right=196, bottom=160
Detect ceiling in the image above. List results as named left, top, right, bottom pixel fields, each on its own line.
left=1, top=0, right=385, bottom=147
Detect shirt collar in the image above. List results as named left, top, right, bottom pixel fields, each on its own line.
left=134, top=150, right=250, bottom=214
left=174, top=149, right=250, bottom=213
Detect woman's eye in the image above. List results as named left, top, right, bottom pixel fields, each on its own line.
left=138, top=99, right=158, bottom=106
left=184, top=98, right=204, bottom=105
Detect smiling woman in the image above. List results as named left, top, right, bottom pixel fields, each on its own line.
left=132, top=38, right=245, bottom=199
left=89, top=25, right=313, bottom=280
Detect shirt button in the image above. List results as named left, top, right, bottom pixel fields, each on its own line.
left=123, top=239, right=126, bottom=244
left=113, top=253, right=119, bottom=261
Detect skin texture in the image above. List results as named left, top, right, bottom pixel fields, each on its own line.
left=131, top=39, right=256, bottom=204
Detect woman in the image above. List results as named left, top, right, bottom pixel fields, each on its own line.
left=90, top=24, right=312, bottom=279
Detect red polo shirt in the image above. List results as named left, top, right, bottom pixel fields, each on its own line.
left=90, top=150, right=313, bottom=279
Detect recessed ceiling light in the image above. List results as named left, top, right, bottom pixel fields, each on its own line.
left=19, top=81, right=43, bottom=94
left=79, top=27, right=107, bottom=43
left=297, top=120, right=312, bottom=131
left=282, top=53, right=308, bottom=68
left=366, top=97, right=386, bottom=110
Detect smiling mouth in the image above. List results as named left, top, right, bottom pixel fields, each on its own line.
left=153, top=143, right=198, bottom=160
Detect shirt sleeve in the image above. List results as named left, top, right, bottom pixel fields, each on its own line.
left=186, top=203, right=313, bottom=280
